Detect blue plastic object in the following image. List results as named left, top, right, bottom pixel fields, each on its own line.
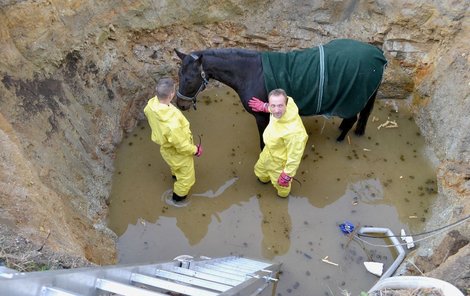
left=339, top=221, right=355, bottom=234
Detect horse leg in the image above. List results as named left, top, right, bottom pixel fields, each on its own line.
left=254, top=113, right=269, bottom=150
left=337, top=115, right=357, bottom=142
left=355, top=89, right=378, bottom=136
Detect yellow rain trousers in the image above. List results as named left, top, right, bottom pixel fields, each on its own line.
left=254, top=97, right=308, bottom=197
left=144, top=97, right=197, bottom=196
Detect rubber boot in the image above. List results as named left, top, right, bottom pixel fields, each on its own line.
left=172, top=192, right=187, bottom=202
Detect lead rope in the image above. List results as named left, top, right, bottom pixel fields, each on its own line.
left=292, top=177, right=302, bottom=187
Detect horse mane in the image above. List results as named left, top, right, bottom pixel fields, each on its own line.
left=193, top=48, right=259, bottom=58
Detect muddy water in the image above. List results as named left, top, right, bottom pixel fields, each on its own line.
left=107, top=86, right=437, bottom=295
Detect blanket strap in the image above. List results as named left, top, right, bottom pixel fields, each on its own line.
left=317, top=44, right=325, bottom=114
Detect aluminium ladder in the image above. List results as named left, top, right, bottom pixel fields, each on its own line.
left=0, top=255, right=281, bottom=296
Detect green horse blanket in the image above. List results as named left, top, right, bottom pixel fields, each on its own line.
left=261, top=39, right=387, bottom=118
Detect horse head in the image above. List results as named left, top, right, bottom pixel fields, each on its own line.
left=174, top=49, right=209, bottom=111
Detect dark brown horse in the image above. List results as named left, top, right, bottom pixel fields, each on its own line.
left=175, top=39, right=387, bottom=149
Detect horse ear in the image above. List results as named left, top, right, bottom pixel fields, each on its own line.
left=174, top=49, right=186, bottom=60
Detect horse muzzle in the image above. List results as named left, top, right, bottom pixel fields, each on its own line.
left=176, top=97, right=194, bottom=111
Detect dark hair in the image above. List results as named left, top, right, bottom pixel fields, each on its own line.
left=268, top=88, right=288, bottom=103
left=156, top=77, right=175, bottom=100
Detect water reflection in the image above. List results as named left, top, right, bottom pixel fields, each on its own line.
left=192, top=177, right=239, bottom=198
left=258, top=195, right=291, bottom=259
left=117, top=196, right=265, bottom=264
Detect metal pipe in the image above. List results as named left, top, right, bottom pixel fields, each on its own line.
left=357, top=227, right=405, bottom=280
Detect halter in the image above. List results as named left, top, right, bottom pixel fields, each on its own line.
left=176, top=70, right=209, bottom=110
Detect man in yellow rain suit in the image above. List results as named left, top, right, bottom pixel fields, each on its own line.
left=144, top=78, right=202, bottom=202
left=248, top=89, right=308, bottom=197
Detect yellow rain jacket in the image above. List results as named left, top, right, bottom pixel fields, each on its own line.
left=144, top=96, right=197, bottom=196
left=254, top=97, right=308, bottom=197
